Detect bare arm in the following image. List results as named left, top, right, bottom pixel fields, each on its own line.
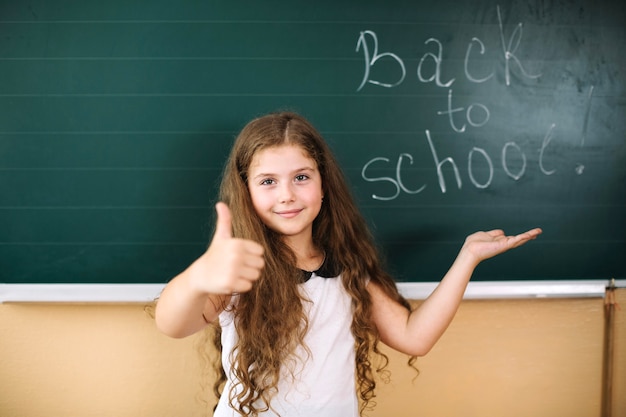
left=154, top=260, right=231, bottom=339
left=154, top=202, right=264, bottom=338
left=370, top=228, right=542, bottom=356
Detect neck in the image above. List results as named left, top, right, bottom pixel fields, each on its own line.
left=283, top=235, right=323, bottom=271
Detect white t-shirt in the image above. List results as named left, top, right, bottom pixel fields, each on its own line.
left=214, top=270, right=357, bottom=417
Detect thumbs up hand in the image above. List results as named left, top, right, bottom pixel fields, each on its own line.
left=191, top=202, right=265, bottom=295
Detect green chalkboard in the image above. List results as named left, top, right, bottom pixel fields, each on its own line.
left=1, top=0, right=624, bottom=284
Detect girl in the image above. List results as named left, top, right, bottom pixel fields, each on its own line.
left=155, top=111, right=542, bottom=417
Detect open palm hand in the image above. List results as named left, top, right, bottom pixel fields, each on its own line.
left=462, top=228, right=543, bottom=264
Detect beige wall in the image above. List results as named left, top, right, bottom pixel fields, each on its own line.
left=1, top=291, right=624, bottom=417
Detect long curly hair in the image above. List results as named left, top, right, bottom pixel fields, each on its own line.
left=212, top=111, right=415, bottom=416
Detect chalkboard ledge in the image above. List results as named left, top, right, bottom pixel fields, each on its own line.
left=1, top=280, right=622, bottom=303
left=0, top=284, right=165, bottom=303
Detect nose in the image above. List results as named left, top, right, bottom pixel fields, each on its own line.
left=278, top=182, right=295, bottom=203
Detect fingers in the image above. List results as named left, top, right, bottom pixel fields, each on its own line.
left=485, top=229, right=505, bottom=238
left=503, top=227, right=542, bottom=249
left=485, top=228, right=542, bottom=241
left=220, top=240, right=265, bottom=293
left=202, top=202, right=265, bottom=294
left=235, top=238, right=265, bottom=281
left=213, top=202, right=233, bottom=241
left=463, top=227, right=542, bottom=262
left=525, top=227, right=543, bottom=238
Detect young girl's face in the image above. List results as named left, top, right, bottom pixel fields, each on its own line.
left=247, top=144, right=323, bottom=247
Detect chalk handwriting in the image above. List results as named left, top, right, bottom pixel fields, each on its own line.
left=539, top=124, right=557, bottom=176
left=361, top=153, right=427, bottom=201
left=355, top=6, right=540, bottom=91
left=361, top=126, right=557, bottom=198
left=496, top=5, right=541, bottom=86
left=354, top=5, right=591, bottom=199
left=417, top=38, right=455, bottom=87
left=361, top=157, right=401, bottom=201
left=465, top=37, right=494, bottom=83
left=436, top=89, right=490, bottom=133
left=397, top=153, right=428, bottom=195
left=502, top=142, right=527, bottom=180
left=425, top=129, right=462, bottom=193
left=355, top=30, right=406, bottom=91
left=468, top=147, right=494, bottom=189
left=355, top=5, right=543, bottom=135
left=576, top=85, right=595, bottom=175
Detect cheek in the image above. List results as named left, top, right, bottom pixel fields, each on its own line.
left=308, top=189, right=324, bottom=213
left=249, top=189, right=270, bottom=214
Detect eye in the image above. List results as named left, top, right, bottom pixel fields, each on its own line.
left=260, top=178, right=276, bottom=186
left=295, top=174, right=309, bottom=182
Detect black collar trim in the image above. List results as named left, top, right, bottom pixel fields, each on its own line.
left=300, top=253, right=341, bottom=282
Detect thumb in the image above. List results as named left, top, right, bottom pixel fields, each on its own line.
left=213, top=202, right=233, bottom=240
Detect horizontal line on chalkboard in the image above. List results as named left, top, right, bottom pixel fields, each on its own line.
left=0, top=20, right=612, bottom=29
left=0, top=167, right=436, bottom=172
left=0, top=91, right=607, bottom=99
left=1, top=240, right=624, bottom=245
left=0, top=130, right=478, bottom=135
left=362, top=204, right=626, bottom=209
left=0, top=206, right=213, bottom=210
left=0, top=131, right=238, bottom=135
left=0, top=56, right=368, bottom=60
left=0, top=57, right=549, bottom=64
left=0, top=93, right=455, bottom=98
left=0, top=167, right=219, bottom=171
left=0, top=20, right=504, bottom=25
left=2, top=204, right=623, bottom=210
left=0, top=242, right=206, bottom=245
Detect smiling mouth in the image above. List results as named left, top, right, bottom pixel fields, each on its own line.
left=275, top=209, right=303, bottom=218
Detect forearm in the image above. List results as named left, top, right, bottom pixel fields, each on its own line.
left=154, top=261, right=224, bottom=338
left=373, top=228, right=541, bottom=357
left=405, top=250, right=478, bottom=354
left=369, top=250, right=479, bottom=357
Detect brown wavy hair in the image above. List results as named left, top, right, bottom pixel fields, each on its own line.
left=212, top=111, right=415, bottom=416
